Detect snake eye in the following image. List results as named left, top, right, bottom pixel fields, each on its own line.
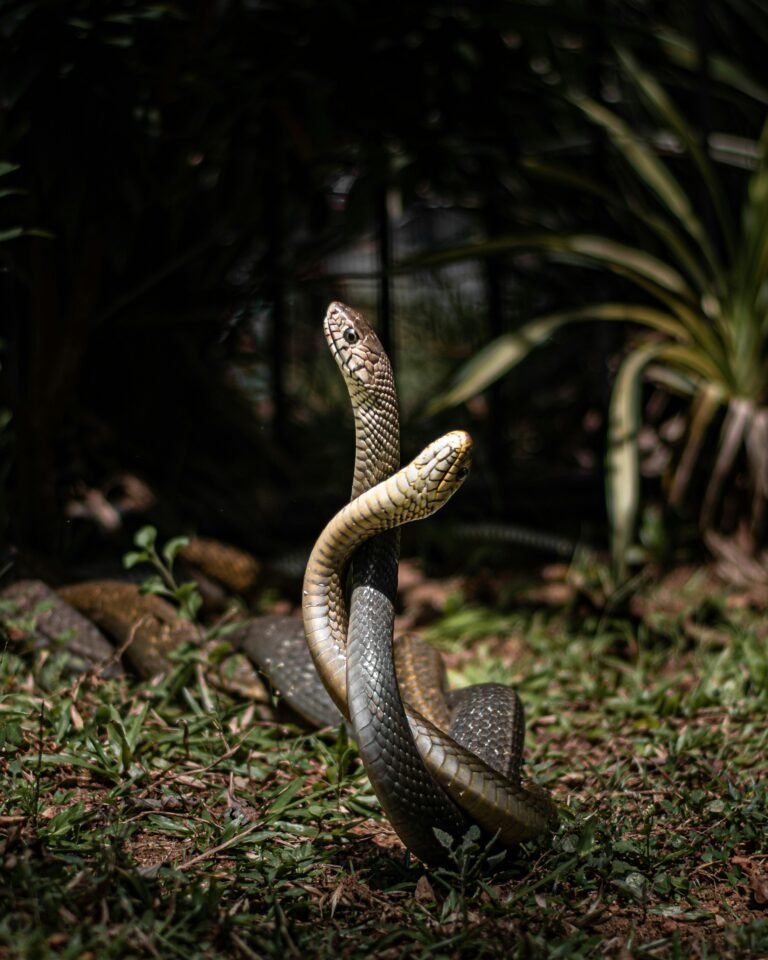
left=456, top=466, right=469, bottom=480
left=343, top=327, right=359, bottom=345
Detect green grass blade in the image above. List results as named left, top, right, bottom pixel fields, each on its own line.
left=655, top=343, right=728, bottom=386
left=404, top=233, right=697, bottom=307
left=266, top=778, right=305, bottom=820
left=547, top=235, right=698, bottom=303
left=603, top=267, right=723, bottom=359
left=400, top=233, right=691, bottom=301
left=546, top=238, right=730, bottom=359
left=543, top=237, right=732, bottom=369
left=423, top=313, right=571, bottom=415
left=406, top=229, right=731, bottom=391
left=408, top=232, right=699, bottom=305
left=643, top=363, right=699, bottom=397
left=523, top=157, right=713, bottom=293
left=629, top=208, right=714, bottom=296
left=0, top=227, right=24, bottom=243
left=738, top=119, right=768, bottom=306
left=607, top=342, right=665, bottom=580
left=406, top=230, right=724, bottom=363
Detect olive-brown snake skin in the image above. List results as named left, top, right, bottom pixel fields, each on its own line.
left=301, top=303, right=557, bottom=862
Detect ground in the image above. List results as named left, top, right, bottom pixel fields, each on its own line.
left=0, top=560, right=767, bottom=959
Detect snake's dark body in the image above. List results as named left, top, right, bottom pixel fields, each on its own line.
left=301, top=305, right=556, bottom=859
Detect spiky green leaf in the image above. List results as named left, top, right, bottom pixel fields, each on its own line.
left=425, top=304, right=690, bottom=415
left=616, top=46, right=735, bottom=265
left=569, top=95, right=716, bottom=270
left=606, top=342, right=665, bottom=579
left=657, top=29, right=768, bottom=105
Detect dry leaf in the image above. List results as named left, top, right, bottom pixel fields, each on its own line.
left=415, top=875, right=435, bottom=903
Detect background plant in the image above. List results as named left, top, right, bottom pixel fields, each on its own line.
left=123, top=525, right=203, bottom=622
left=420, top=44, right=768, bottom=577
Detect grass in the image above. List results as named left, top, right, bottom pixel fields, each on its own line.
left=1, top=571, right=767, bottom=959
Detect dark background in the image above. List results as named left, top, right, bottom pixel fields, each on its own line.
left=1, top=0, right=766, bottom=576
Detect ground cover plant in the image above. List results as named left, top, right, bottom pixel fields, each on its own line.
left=1, top=563, right=766, bottom=959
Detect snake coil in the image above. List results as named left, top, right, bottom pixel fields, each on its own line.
left=301, top=303, right=557, bottom=863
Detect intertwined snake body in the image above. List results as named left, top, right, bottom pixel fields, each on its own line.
left=302, top=303, right=557, bottom=862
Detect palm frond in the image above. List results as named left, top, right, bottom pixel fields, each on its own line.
left=568, top=95, right=722, bottom=280
left=616, top=46, right=736, bottom=262
left=425, top=304, right=693, bottom=416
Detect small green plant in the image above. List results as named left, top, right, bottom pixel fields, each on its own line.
left=123, top=525, right=203, bottom=621
left=430, top=825, right=507, bottom=930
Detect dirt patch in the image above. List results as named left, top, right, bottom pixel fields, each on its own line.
left=125, top=830, right=191, bottom=869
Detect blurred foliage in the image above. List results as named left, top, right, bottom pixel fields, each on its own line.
left=0, top=0, right=565, bottom=556
left=2, top=0, right=767, bottom=567
left=413, top=5, right=768, bottom=574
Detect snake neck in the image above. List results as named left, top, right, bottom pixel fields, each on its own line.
left=350, top=392, right=400, bottom=498
left=345, top=347, right=467, bottom=861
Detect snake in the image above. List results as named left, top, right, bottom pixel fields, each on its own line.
left=0, top=302, right=557, bottom=863
left=301, top=303, right=557, bottom=862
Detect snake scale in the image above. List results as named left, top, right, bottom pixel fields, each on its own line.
left=301, top=303, right=557, bottom=861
